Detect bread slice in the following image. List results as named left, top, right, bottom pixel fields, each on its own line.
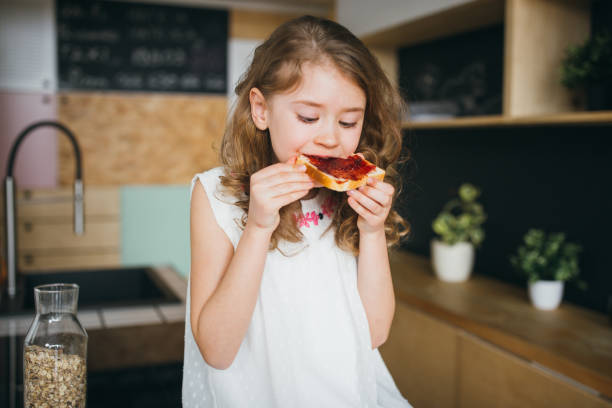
left=296, top=154, right=385, bottom=192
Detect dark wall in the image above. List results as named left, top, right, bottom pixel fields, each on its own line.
left=592, top=0, right=612, bottom=35
left=398, top=25, right=503, bottom=118
left=396, top=125, right=612, bottom=313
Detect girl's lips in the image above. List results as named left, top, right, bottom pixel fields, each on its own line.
left=299, top=153, right=347, bottom=159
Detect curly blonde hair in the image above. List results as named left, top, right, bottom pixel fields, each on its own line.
left=219, top=15, right=410, bottom=254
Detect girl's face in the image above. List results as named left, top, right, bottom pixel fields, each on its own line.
left=249, top=62, right=366, bottom=163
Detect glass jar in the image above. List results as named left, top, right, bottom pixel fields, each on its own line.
left=23, top=283, right=88, bottom=407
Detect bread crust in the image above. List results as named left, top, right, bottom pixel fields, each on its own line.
left=296, top=154, right=385, bottom=192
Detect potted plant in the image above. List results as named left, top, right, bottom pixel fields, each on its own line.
left=510, top=229, right=585, bottom=310
left=561, top=31, right=612, bottom=110
left=431, top=183, right=486, bottom=282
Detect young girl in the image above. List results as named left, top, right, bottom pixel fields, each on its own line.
left=183, top=15, right=412, bottom=408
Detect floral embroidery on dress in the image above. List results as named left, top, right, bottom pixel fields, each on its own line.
left=295, top=195, right=337, bottom=228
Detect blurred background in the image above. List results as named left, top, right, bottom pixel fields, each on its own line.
left=1, top=0, right=611, bottom=407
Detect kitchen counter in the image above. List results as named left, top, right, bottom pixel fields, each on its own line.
left=389, top=250, right=612, bottom=400
left=0, top=265, right=187, bottom=407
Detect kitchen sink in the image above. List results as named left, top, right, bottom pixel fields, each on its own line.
left=0, top=266, right=182, bottom=315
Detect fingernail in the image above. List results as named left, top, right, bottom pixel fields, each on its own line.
left=299, top=165, right=306, bottom=171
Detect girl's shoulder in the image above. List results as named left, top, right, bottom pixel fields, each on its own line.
left=191, top=167, right=244, bottom=248
left=192, top=166, right=225, bottom=188
left=191, top=166, right=237, bottom=203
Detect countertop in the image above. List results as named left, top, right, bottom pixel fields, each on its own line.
left=0, top=265, right=186, bottom=337
left=389, top=250, right=612, bottom=399
left=0, top=265, right=187, bottom=408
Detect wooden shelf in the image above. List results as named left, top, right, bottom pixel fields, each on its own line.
left=364, top=0, right=596, bottom=124
left=402, top=111, right=612, bottom=129
left=389, top=250, right=612, bottom=399
left=361, top=0, right=504, bottom=48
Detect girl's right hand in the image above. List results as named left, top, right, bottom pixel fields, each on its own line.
left=247, top=157, right=313, bottom=233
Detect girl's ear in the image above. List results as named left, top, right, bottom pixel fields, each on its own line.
left=249, top=87, right=269, bottom=130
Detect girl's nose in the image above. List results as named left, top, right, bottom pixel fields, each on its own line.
left=314, top=123, right=340, bottom=149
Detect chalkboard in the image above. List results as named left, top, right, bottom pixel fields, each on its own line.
left=56, top=0, right=228, bottom=93
left=398, top=25, right=503, bottom=120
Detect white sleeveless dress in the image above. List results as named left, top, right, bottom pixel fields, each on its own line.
left=182, top=167, right=412, bottom=408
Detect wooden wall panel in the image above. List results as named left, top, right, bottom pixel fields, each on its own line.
left=57, top=92, right=226, bottom=185
left=17, top=221, right=119, bottom=251
left=19, top=251, right=120, bottom=272
left=379, top=302, right=458, bottom=408
left=1, top=187, right=121, bottom=272
left=16, top=186, right=119, bottom=218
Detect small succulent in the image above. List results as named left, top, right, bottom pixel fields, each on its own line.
left=509, top=229, right=586, bottom=288
left=432, top=183, right=486, bottom=247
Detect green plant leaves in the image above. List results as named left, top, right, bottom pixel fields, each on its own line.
left=459, top=183, right=479, bottom=202
left=561, top=31, right=612, bottom=88
left=432, top=183, right=487, bottom=247
left=509, top=228, right=583, bottom=287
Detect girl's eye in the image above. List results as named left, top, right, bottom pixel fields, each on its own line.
left=339, top=121, right=357, bottom=128
left=298, top=115, right=318, bottom=124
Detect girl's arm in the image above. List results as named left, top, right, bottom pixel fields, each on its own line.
left=356, top=230, right=395, bottom=349
left=190, top=162, right=312, bottom=370
left=347, top=178, right=396, bottom=349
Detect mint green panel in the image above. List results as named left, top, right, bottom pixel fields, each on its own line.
left=121, top=185, right=190, bottom=278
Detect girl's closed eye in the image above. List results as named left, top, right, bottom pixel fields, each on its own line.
left=339, top=114, right=362, bottom=128
left=339, top=120, right=357, bottom=128
left=298, top=114, right=318, bottom=124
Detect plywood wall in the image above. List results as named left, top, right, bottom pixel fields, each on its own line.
left=54, top=9, right=350, bottom=186
left=57, top=92, right=226, bottom=185
left=54, top=9, right=323, bottom=186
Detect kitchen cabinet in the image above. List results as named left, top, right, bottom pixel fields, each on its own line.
left=379, top=250, right=612, bottom=407
left=458, top=331, right=611, bottom=407
left=381, top=302, right=457, bottom=408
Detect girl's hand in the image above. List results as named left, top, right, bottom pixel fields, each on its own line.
left=347, top=177, right=395, bottom=235
left=247, top=157, right=314, bottom=233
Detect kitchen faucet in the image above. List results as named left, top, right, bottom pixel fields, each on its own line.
left=3, top=120, right=84, bottom=298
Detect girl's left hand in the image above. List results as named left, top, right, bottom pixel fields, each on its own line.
left=347, top=177, right=394, bottom=235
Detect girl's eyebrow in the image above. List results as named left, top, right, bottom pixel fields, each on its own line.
left=292, top=100, right=364, bottom=113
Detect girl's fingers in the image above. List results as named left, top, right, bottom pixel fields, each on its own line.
left=357, top=185, right=391, bottom=208
left=273, top=188, right=311, bottom=207
left=255, top=167, right=310, bottom=188
left=252, top=162, right=306, bottom=182
left=366, top=177, right=394, bottom=195
left=269, top=181, right=314, bottom=198
left=348, top=189, right=383, bottom=215
left=347, top=196, right=376, bottom=223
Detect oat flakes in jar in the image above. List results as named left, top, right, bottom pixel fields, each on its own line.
left=23, top=283, right=87, bottom=407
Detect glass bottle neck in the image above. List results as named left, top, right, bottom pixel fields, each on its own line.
left=34, top=283, right=79, bottom=315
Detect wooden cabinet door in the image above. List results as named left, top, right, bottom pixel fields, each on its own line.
left=458, top=332, right=612, bottom=408
left=379, top=302, right=458, bottom=408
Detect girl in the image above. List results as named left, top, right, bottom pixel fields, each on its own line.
left=183, top=15, right=412, bottom=408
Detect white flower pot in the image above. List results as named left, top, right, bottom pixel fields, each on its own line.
left=528, top=280, right=565, bottom=310
left=431, top=239, right=475, bottom=282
